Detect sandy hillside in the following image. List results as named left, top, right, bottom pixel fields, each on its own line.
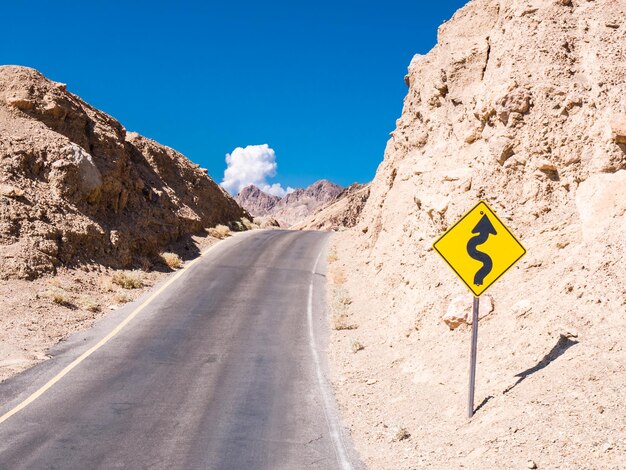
left=324, top=0, right=626, bottom=468
left=0, top=66, right=247, bottom=381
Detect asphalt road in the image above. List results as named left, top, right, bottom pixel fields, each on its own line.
left=0, top=230, right=360, bottom=470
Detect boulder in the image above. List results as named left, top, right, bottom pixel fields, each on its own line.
left=66, top=143, right=103, bottom=201
left=443, top=294, right=494, bottom=330
left=495, top=89, right=531, bottom=124
left=489, top=135, right=515, bottom=164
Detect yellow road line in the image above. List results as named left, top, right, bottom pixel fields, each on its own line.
left=0, top=236, right=231, bottom=426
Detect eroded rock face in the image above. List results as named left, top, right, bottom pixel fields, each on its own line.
left=0, top=66, right=246, bottom=279
left=353, top=0, right=626, bottom=283
left=329, top=1, right=626, bottom=468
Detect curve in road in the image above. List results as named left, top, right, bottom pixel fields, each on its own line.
left=0, top=230, right=360, bottom=470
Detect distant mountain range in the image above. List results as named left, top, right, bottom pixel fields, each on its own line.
left=235, top=179, right=343, bottom=227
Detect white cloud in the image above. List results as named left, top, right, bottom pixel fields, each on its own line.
left=220, top=144, right=294, bottom=197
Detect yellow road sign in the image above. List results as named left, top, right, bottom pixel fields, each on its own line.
left=433, top=200, right=526, bottom=297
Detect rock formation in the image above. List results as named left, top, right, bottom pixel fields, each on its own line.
left=0, top=66, right=246, bottom=279
left=293, top=183, right=370, bottom=231
left=235, top=184, right=280, bottom=217
left=327, top=0, right=626, bottom=468
left=235, top=179, right=343, bottom=227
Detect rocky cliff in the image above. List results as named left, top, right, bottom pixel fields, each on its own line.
left=293, top=183, right=370, bottom=231
left=236, top=179, right=343, bottom=226
left=328, top=0, right=626, bottom=468
left=0, top=66, right=246, bottom=279
left=235, top=184, right=280, bottom=217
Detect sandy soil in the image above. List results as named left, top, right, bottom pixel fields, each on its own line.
left=0, top=233, right=222, bottom=383
left=326, top=232, right=625, bottom=470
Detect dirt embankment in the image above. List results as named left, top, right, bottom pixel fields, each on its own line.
left=325, top=0, right=626, bottom=468
left=0, top=66, right=247, bottom=381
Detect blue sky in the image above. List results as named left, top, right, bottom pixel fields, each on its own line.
left=2, top=0, right=468, bottom=191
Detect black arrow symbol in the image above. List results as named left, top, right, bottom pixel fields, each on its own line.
left=466, top=213, right=497, bottom=286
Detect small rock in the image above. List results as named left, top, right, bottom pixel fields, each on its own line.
left=536, top=160, right=557, bottom=172
left=495, top=89, right=531, bottom=124
left=610, top=114, right=626, bottom=143
left=512, top=299, right=532, bottom=317
left=489, top=135, right=515, bottom=164
left=443, top=294, right=494, bottom=330
left=562, top=327, right=578, bottom=339
left=366, top=379, right=378, bottom=385
left=527, top=460, right=537, bottom=469
left=5, top=93, right=34, bottom=110
left=0, top=184, right=25, bottom=198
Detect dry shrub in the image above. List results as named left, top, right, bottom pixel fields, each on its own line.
left=100, top=277, right=115, bottom=293
left=80, top=298, right=101, bottom=313
left=160, top=252, right=183, bottom=269
left=352, top=340, right=365, bottom=353
left=333, top=314, right=358, bottom=331
left=240, top=217, right=256, bottom=230
left=49, top=290, right=70, bottom=306
left=112, top=272, right=144, bottom=289
left=330, top=267, right=347, bottom=285
left=392, top=428, right=411, bottom=442
left=338, top=293, right=352, bottom=306
left=113, top=293, right=130, bottom=304
left=208, top=224, right=231, bottom=239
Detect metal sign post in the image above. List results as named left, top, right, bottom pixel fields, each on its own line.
left=468, top=296, right=479, bottom=418
left=432, top=200, right=526, bottom=419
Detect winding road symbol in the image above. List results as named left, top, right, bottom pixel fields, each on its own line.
left=466, top=212, right=497, bottom=286
left=432, top=200, right=526, bottom=297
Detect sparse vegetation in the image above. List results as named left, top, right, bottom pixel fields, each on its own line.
left=351, top=340, right=364, bottom=353
left=113, top=293, right=130, bottom=304
left=332, top=313, right=358, bottom=331
left=80, top=298, right=101, bottom=313
left=338, top=293, right=352, bottom=306
left=330, top=267, right=347, bottom=285
left=327, top=248, right=338, bottom=264
left=100, top=277, right=115, bottom=293
left=160, top=252, right=183, bottom=269
left=50, top=290, right=70, bottom=306
left=111, top=272, right=144, bottom=289
left=240, top=217, right=256, bottom=230
left=392, top=428, right=411, bottom=442
left=208, top=224, right=231, bottom=239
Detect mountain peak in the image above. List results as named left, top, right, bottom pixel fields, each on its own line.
left=235, top=180, right=343, bottom=226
